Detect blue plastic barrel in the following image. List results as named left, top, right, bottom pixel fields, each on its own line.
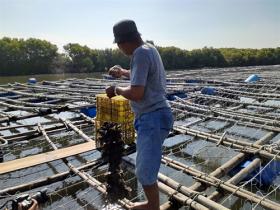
left=245, top=74, right=260, bottom=83
left=229, top=159, right=280, bottom=187
left=255, top=160, right=280, bottom=186
left=28, top=78, right=37, bottom=84
left=201, top=87, right=216, bottom=95
left=80, top=106, right=97, bottom=118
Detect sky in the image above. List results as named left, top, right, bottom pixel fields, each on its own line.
left=0, top=0, right=279, bottom=51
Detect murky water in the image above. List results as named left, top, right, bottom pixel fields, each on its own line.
left=0, top=73, right=103, bottom=85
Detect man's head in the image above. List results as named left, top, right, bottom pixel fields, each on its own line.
left=113, top=19, right=143, bottom=55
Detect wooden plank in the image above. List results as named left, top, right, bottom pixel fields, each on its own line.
left=0, top=142, right=96, bottom=175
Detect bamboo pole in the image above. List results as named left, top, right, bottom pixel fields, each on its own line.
left=59, top=118, right=94, bottom=143
left=160, top=202, right=176, bottom=210
left=171, top=100, right=280, bottom=125
left=158, top=173, right=229, bottom=210
left=172, top=106, right=280, bottom=133
left=158, top=182, right=209, bottom=210
left=188, top=153, right=246, bottom=191
left=0, top=141, right=96, bottom=174
left=0, top=86, right=96, bottom=101
left=188, top=131, right=276, bottom=192
left=39, top=121, right=209, bottom=210
left=162, top=156, right=280, bottom=210
left=212, top=109, right=280, bottom=127
left=174, top=126, right=280, bottom=159
left=0, top=143, right=135, bottom=197
left=207, top=132, right=276, bottom=201
left=15, top=82, right=101, bottom=95
left=204, top=79, right=280, bottom=89
left=208, top=158, right=261, bottom=201
left=5, top=119, right=91, bottom=142
left=215, top=90, right=280, bottom=101
left=38, top=123, right=58, bottom=149
left=0, top=97, right=64, bottom=109
left=216, top=87, right=280, bottom=98
left=38, top=124, right=108, bottom=198
left=189, top=93, right=280, bottom=109
left=0, top=103, right=95, bottom=124
left=5, top=122, right=91, bottom=143
left=0, top=124, right=39, bottom=131
left=225, top=86, right=280, bottom=95
left=38, top=124, right=135, bottom=209
left=0, top=101, right=52, bottom=112
left=0, top=158, right=104, bottom=195
left=80, top=113, right=95, bottom=124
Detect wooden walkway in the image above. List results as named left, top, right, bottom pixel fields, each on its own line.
left=0, top=142, right=96, bottom=175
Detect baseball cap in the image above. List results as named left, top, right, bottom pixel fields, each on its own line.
left=113, top=19, right=141, bottom=43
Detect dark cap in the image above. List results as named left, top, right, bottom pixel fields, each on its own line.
left=113, top=19, right=141, bottom=43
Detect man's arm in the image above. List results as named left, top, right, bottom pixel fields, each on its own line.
left=120, top=69, right=130, bottom=79
left=108, top=65, right=130, bottom=79
left=106, top=85, right=144, bottom=102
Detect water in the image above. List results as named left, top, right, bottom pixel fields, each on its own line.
left=0, top=73, right=103, bottom=85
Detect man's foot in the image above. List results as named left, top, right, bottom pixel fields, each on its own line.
left=130, top=201, right=150, bottom=210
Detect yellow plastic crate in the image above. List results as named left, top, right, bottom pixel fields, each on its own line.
left=111, top=96, right=134, bottom=123
left=96, top=94, right=112, bottom=121
left=95, top=94, right=135, bottom=145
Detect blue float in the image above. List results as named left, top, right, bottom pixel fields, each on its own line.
left=0, top=92, right=17, bottom=97
left=166, top=91, right=187, bottom=101
left=80, top=106, right=97, bottom=118
left=102, top=74, right=116, bottom=80
left=166, top=79, right=172, bottom=84
left=201, top=87, right=216, bottom=95
left=185, top=79, right=201, bottom=83
left=245, top=74, right=260, bottom=83
left=28, top=78, right=37, bottom=84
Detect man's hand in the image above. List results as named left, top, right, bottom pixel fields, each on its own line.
left=18, top=199, right=39, bottom=210
left=106, top=86, right=116, bottom=98
left=108, top=65, right=123, bottom=78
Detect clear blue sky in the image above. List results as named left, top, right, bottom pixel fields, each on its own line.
left=1, top=0, right=279, bottom=51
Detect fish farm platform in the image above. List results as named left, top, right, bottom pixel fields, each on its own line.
left=0, top=65, right=280, bottom=210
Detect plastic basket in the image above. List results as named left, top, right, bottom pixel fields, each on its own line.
left=95, top=94, right=135, bottom=145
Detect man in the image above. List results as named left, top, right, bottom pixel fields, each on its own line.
left=106, top=19, right=173, bottom=210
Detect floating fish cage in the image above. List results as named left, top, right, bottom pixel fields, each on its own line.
left=0, top=65, right=280, bottom=210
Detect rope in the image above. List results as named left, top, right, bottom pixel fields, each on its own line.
left=0, top=137, right=8, bottom=148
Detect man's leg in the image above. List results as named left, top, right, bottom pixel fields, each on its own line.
left=131, top=182, right=159, bottom=210
left=131, top=109, right=172, bottom=210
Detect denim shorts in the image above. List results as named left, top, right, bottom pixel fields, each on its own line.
left=134, top=107, right=173, bottom=186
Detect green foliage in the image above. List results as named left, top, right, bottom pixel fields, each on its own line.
left=0, top=37, right=57, bottom=75
left=63, top=44, right=129, bottom=73
left=0, top=37, right=279, bottom=76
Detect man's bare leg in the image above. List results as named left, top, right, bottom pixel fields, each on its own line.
left=131, top=182, right=160, bottom=210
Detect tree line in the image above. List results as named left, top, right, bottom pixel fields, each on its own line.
left=0, top=37, right=279, bottom=76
